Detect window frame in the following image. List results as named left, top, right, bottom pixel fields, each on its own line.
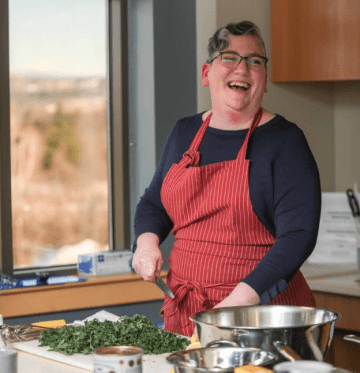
left=0, top=0, right=129, bottom=277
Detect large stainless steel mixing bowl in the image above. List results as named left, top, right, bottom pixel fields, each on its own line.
left=190, top=305, right=341, bottom=362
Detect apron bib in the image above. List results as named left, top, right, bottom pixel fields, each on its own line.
left=160, top=109, right=315, bottom=336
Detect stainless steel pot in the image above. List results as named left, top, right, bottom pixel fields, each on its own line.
left=190, top=305, right=341, bottom=362
left=166, top=342, right=277, bottom=373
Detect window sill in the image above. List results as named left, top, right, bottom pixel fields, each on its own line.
left=0, top=271, right=167, bottom=318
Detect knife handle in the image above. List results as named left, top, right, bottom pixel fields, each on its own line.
left=347, top=189, right=360, bottom=217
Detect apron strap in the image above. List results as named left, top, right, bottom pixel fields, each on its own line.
left=237, top=107, right=262, bottom=160
left=184, top=108, right=263, bottom=164
left=187, top=112, right=213, bottom=152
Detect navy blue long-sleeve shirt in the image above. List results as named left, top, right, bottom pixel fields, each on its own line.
left=134, top=113, right=321, bottom=303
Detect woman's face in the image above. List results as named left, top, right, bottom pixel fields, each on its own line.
left=202, top=34, right=268, bottom=117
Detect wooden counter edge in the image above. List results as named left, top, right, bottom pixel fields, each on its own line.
left=313, top=291, right=360, bottom=372
left=312, top=291, right=360, bottom=332
left=0, top=271, right=167, bottom=318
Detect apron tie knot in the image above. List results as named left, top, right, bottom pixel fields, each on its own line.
left=182, top=150, right=200, bottom=167
left=160, top=278, right=210, bottom=330
left=185, top=281, right=194, bottom=290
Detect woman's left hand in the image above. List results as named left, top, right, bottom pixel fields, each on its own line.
left=192, top=283, right=260, bottom=341
left=213, top=282, right=260, bottom=309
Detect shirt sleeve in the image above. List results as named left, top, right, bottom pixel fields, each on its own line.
left=241, top=126, right=321, bottom=303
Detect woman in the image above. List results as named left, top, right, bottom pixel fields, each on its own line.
left=132, top=21, right=321, bottom=337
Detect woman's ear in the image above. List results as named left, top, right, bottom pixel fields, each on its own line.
left=201, top=63, right=210, bottom=87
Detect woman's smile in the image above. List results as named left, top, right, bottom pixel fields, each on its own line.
left=227, top=81, right=250, bottom=91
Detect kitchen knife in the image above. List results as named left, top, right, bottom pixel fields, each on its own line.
left=347, top=188, right=360, bottom=271
left=347, top=188, right=360, bottom=218
left=346, top=188, right=360, bottom=232
left=155, top=275, right=175, bottom=299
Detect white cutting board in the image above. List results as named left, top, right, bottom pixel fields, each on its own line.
left=12, top=339, right=172, bottom=372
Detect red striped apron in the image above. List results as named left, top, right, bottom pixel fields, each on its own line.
left=160, top=108, right=315, bottom=336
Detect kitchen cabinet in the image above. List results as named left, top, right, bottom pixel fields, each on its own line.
left=304, top=267, right=360, bottom=372
left=313, top=291, right=360, bottom=372
left=270, top=0, right=360, bottom=82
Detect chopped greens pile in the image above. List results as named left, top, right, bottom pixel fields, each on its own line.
left=39, top=314, right=190, bottom=356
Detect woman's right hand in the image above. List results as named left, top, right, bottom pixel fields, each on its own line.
left=131, top=232, right=163, bottom=283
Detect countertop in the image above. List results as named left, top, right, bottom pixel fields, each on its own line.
left=301, top=262, right=359, bottom=279
left=14, top=347, right=172, bottom=373
left=17, top=350, right=90, bottom=373
left=301, top=262, right=360, bottom=297
left=11, top=263, right=360, bottom=372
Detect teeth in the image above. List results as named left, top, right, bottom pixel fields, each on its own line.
left=228, top=82, right=250, bottom=90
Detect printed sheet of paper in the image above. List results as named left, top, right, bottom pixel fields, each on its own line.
left=307, top=192, right=357, bottom=264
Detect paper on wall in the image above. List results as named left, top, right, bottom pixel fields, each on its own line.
left=307, top=192, right=357, bottom=264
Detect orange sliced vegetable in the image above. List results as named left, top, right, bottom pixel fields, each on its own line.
left=32, top=319, right=66, bottom=329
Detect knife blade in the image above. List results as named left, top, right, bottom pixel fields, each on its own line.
left=155, top=275, right=175, bottom=299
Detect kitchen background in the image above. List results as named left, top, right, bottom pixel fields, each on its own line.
left=4, top=0, right=360, bottom=327
left=150, top=0, right=360, bottom=272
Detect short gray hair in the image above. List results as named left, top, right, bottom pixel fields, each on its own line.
left=207, top=21, right=266, bottom=63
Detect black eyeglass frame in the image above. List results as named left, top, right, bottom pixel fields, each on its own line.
left=209, top=51, right=268, bottom=67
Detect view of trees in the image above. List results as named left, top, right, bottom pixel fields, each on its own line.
left=10, top=76, right=109, bottom=268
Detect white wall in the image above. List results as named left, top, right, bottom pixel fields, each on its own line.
left=128, top=0, right=156, bottom=223
left=196, top=0, right=216, bottom=112
left=334, top=82, right=360, bottom=191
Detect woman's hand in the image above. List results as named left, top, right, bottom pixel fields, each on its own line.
left=213, top=282, right=260, bottom=309
left=132, top=233, right=163, bottom=283
left=191, top=283, right=260, bottom=342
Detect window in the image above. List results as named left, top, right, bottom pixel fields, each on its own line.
left=0, top=0, right=129, bottom=276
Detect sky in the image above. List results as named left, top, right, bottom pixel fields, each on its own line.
left=9, top=0, right=106, bottom=77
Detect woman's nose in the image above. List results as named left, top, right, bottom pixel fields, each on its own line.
left=234, top=58, right=249, bottom=73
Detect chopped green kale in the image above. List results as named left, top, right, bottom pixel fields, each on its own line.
left=39, top=314, right=190, bottom=355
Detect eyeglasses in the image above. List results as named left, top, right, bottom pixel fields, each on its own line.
left=209, top=51, right=268, bottom=70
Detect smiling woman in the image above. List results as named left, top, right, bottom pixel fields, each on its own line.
left=132, top=20, right=322, bottom=337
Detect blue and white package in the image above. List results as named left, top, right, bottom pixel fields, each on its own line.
left=77, top=250, right=133, bottom=276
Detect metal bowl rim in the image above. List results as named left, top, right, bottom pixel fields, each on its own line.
left=165, top=366, right=232, bottom=373
left=166, top=346, right=277, bottom=371
left=190, top=305, right=342, bottom=330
